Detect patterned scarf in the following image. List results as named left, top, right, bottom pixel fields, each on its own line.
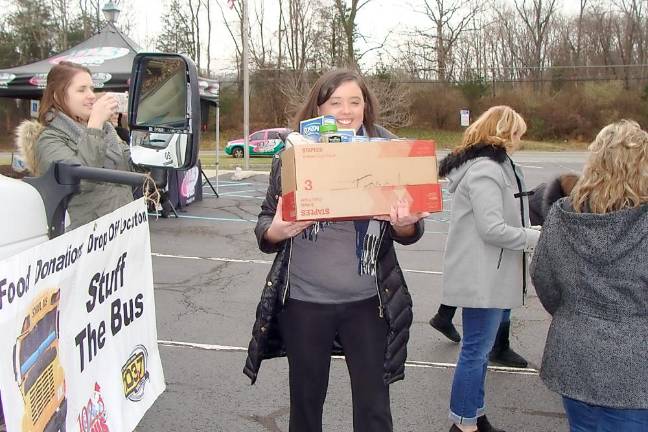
left=299, top=124, right=384, bottom=276
left=301, top=219, right=383, bottom=276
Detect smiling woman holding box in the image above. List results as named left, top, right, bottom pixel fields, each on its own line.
left=244, top=69, right=428, bottom=432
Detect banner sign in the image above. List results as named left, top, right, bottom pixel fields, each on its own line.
left=0, top=199, right=165, bottom=432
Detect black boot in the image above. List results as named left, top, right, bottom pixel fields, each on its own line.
left=430, top=313, right=461, bottom=343
left=489, top=320, right=528, bottom=368
left=477, top=415, right=505, bottom=432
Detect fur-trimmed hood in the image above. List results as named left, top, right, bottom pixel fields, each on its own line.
left=439, top=143, right=508, bottom=193
left=15, top=113, right=123, bottom=176
left=439, top=143, right=508, bottom=178
left=14, top=120, right=44, bottom=175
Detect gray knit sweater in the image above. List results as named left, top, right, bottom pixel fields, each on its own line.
left=531, top=198, right=648, bottom=409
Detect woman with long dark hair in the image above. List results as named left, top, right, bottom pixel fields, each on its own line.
left=244, top=69, right=428, bottom=432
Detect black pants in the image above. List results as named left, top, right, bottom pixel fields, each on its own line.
left=279, top=296, right=392, bottom=432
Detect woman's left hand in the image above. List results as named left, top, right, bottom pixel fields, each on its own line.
left=374, top=198, right=429, bottom=234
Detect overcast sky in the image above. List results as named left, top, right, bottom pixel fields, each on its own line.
left=1, top=0, right=586, bottom=75
left=128, top=0, right=585, bottom=74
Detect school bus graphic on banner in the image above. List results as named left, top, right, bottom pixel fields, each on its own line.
left=13, top=288, right=67, bottom=432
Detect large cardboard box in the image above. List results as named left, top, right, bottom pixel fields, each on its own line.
left=281, top=139, right=442, bottom=221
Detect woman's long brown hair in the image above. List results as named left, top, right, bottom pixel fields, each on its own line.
left=292, top=69, right=378, bottom=137
left=38, top=61, right=92, bottom=125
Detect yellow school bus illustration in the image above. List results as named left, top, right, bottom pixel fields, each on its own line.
left=13, top=288, right=67, bottom=432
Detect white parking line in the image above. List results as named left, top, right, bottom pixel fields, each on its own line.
left=149, top=214, right=257, bottom=223
left=151, top=252, right=442, bottom=275
left=152, top=252, right=272, bottom=265
left=204, top=194, right=264, bottom=200
left=219, top=189, right=261, bottom=195
left=157, top=340, right=539, bottom=376
left=405, top=269, right=443, bottom=275
left=206, top=182, right=254, bottom=188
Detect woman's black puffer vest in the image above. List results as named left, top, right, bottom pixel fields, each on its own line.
left=243, top=152, right=424, bottom=385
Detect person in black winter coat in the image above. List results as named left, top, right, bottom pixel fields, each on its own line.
left=243, top=69, right=428, bottom=432
left=112, top=112, right=130, bottom=143
left=429, top=173, right=579, bottom=368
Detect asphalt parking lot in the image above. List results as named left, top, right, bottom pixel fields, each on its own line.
left=137, top=151, right=586, bottom=432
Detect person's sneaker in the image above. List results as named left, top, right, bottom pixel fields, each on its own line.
left=429, top=314, right=461, bottom=343
left=477, top=415, right=505, bottom=432
left=489, top=347, right=528, bottom=368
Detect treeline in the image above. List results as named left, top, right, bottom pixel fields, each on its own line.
left=214, top=74, right=648, bottom=142
left=2, top=0, right=648, bottom=146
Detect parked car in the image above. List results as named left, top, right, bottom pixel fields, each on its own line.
left=224, top=128, right=289, bottom=158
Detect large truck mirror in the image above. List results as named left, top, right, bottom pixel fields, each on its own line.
left=128, top=53, right=200, bottom=170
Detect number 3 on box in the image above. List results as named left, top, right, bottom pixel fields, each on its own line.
left=304, top=180, right=312, bottom=190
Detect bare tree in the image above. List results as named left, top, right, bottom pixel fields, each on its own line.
left=215, top=0, right=243, bottom=84
left=612, top=0, right=646, bottom=89
left=333, top=0, right=375, bottom=68
left=283, top=0, right=318, bottom=71
left=367, top=72, right=412, bottom=128
left=249, top=0, right=273, bottom=68
left=78, top=0, right=102, bottom=38
left=575, top=0, right=590, bottom=65
left=50, top=0, right=70, bottom=49
left=416, top=0, right=483, bottom=82
left=202, top=0, right=212, bottom=76
left=113, top=0, right=137, bottom=37
left=512, top=0, right=558, bottom=86
left=187, top=0, right=202, bottom=69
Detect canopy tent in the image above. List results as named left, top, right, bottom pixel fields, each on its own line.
left=0, top=23, right=221, bottom=194
left=0, top=24, right=219, bottom=106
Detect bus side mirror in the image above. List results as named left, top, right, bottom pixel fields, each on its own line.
left=128, top=53, right=200, bottom=170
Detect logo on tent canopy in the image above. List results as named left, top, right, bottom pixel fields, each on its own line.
left=27, top=72, right=112, bottom=88
left=198, top=79, right=219, bottom=96
left=50, top=47, right=130, bottom=66
left=92, top=73, right=112, bottom=88
left=28, top=74, right=49, bottom=88
left=0, top=73, right=16, bottom=88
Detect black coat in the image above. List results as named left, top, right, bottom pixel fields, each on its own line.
left=528, top=174, right=580, bottom=226
left=243, top=153, right=425, bottom=385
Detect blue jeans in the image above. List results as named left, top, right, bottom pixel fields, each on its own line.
left=449, top=308, right=506, bottom=425
left=563, top=397, right=648, bottom=432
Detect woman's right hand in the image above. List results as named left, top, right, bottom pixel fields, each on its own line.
left=88, top=94, right=119, bottom=129
left=264, top=197, right=314, bottom=244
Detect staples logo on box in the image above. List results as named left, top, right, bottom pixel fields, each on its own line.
left=301, top=208, right=331, bottom=217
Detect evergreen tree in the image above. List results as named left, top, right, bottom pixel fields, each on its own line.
left=155, top=0, right=195, bottom=59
